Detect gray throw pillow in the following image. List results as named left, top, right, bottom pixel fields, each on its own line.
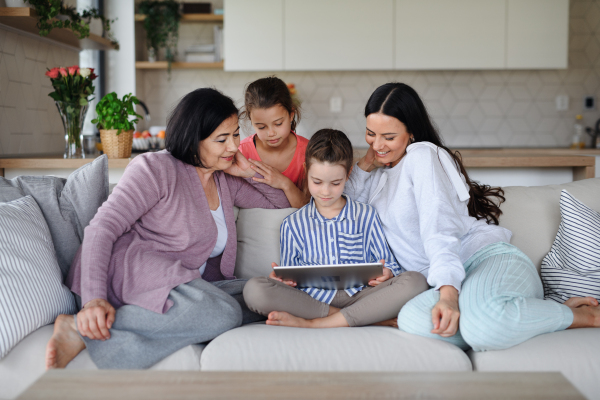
left=0, top=156, right=108, bottom=280
left=0, top=196, right=76, bottom=359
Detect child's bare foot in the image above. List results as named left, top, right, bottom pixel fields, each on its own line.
left=45, top=314, right=85, bottom=369
left=566, top=297, right=600, bottom=329
left=371, top=317, right=398, bottom=328
left=266, top=311, right=312, bottom=328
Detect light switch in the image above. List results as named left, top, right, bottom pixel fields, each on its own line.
left=555, top=95, right=569, bottom=111
left=330, top=97, right=342, bottom=113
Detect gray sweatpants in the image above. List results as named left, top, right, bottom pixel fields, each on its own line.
left=75, top=278, right=264, bottom=369
left=243, top=271, right=428, bottom=327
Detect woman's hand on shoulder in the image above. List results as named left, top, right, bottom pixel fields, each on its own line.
left=224, top=151, right=255, bottom=179
left=77, top=298, right=116, bottom=341
left=368, top=259, right=392, bottom=286
left=249, top=159, right=293, bottom=191
left=431, top=285, right=460, bottom=337
left=358, top=147, right=390, bottom=173
left=269, top=262, right=296, bottom=287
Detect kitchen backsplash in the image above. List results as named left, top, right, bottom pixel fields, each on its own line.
left=0, top=27, right=78, bottom=155
left=136, top=0, right=600, bottom=149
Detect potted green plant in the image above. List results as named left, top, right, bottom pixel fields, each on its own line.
left=138, top=0, right=181, bottom=71
left=92, top=92, right=142, bottom=159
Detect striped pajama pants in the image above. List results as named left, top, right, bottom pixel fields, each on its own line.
left=397, top=242, right=574, bottom=352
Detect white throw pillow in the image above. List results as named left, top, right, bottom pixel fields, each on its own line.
left=0, top=196, right=76, bottom=359
left=541, top=190, right=600, bottom=303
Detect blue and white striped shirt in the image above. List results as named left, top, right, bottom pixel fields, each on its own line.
left=279, top=196, right=402, bottom=304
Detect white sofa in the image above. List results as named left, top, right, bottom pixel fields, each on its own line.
left=1, top=178, right=599, bottom=400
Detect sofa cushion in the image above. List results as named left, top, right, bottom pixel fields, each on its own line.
left=0, top=196, right=76, bottom=360
left=468, top=328, right=600, bottom=400
left=200, top=324, right=472, bottom=372
left=541, top=191, right=600, bottom=303
left=0, top=323, right=204, bottom=400
left=234, top=207, right=297, bottom=279
left=499, top=178, right=600, bottom=273
left=0, top=156, right=109, bottom=280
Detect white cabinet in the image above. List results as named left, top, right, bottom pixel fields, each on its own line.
left=284, top=0, right=394, bottom=71
left=395, top=0, right=506, bottom=70
left=506, top=0, right=569, bottom=69
left=224, top=0, right=283, bottom=71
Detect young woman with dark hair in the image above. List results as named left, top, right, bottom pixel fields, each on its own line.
left=45, top=88, right=292, bottom=370
left=346, top=82, right=600, bottom=351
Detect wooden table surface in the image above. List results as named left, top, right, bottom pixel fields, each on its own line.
left=17, top=370, right=585, bottom=400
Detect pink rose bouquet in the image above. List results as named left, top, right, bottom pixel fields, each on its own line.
left=45, top=65, right=97, bottom=106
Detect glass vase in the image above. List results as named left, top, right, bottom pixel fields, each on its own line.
left=55, top=101, right=89, bottom=159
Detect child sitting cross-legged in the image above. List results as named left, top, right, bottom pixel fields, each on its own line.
left=243, top=129, right=428, bottom=328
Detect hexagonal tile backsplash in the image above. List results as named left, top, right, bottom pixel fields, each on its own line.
left=137, top=0, right=600, bottom=149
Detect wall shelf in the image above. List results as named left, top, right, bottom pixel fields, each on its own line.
left=136, top=61, right=224, bottom=69
left=135, top=14, right=223, bottom=23
left=0, top=7, right=117, bottom=51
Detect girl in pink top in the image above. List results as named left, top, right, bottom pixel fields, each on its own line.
left=239, top=76, right=310, bottom=208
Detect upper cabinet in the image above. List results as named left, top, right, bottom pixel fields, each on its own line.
left=395, top=0, right=506, bottom=70
left=223, top=0, right=569, bottom=71
left=224, top=0, right=283, bottom=71
left=506, top=0, right=569, bottom=69
left=284, top=0, right=393, bottom=70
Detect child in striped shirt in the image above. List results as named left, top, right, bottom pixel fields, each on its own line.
left=243, top=129, right=428, bottom=328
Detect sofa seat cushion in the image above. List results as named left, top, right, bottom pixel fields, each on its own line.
left=0, top=324, right=205, bottom=400
left=468, top=328, right=600, bottom=400
left=200, top=324, right=472, bottom=372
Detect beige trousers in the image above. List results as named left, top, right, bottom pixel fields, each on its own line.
left=243, top=271, right=428, bottom=327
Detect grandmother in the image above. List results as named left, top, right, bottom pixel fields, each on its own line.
left=46, top=88, right=291, bottom=369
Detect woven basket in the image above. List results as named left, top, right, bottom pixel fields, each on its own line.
left=100, top=129, right=133, bottom=159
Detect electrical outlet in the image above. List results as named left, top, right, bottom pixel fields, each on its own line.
left=330, top=97, right=343, bottom=113
left=584, top=96, right=595, bottom=110
left=555, top=95, right=569, bottom=111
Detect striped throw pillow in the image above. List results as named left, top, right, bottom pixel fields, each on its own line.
left=0, top=196, right=76, bottom=359
left=541, top=190, right=600, bottom=303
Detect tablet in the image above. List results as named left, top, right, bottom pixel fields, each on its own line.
left=273, top=262, right=383, bottom=290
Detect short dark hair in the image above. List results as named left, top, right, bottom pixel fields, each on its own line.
left=305, top=129, right=353, bottom=176
left=165, top=88, right=238, bottom=167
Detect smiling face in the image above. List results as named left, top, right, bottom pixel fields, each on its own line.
left=365, top=112, right=413, bottom=167
left=306, top=160, right=348, bottom=217
left=250, top=105, right=294, bottom=148
left=198, top=114, right=240, bottom=171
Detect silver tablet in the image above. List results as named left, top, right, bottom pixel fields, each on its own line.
left=273, top=262, right=384, bottom=290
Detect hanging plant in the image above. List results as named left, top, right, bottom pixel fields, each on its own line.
left=138, top=0, right=181, bottom=74
left=24, top=0, right=119, bottom=49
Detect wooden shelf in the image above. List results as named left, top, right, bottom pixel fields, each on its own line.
left=135, top=61, right=224, bottom=69
left=135, top=13, right=223, bottom=22
left=0, top=7, right=117, bottom=50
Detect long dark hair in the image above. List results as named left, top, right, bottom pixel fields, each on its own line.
left=165, top=88, right=238, bottom=168
left=241, top=76, right=301, bottom=131
left=365, top=83, right=505, bottom=225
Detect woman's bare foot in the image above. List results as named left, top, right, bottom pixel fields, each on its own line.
left=45, top=314, right=86, bottom=369
left=371, top=317, right=398, bottom=328
left=566, top=297, right=600, bottom=329
left=266, top=311, right=349, bottom=328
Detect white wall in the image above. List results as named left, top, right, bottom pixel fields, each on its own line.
left=105, top=0, right=136, bottom=97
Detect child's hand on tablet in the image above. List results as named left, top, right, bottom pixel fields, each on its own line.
left=368, top=260, right=392, bottom=286
left=269, top=262, right=297, bottom=287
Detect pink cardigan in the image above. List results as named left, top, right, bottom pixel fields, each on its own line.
left=66, top=151, right=290, bottom=314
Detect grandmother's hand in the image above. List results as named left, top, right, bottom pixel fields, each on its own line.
left=77, top=298, right=116, bottom=341
left=224, top=151, right=255, bottom=178
left=249, top=159, right=292, bottom=190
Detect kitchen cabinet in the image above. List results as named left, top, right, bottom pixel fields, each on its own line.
left=284, top=0, right=393, bottom=70
left=224, top=0, right=283, bottom=71
left=395, top=0, right=506, bottom=70
left=506, top=0, right=569, bottom=69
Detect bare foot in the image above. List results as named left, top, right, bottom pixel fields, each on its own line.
left=45, top=314, right=86, bottom=369
left=371, top=317, right=398, bottom=328
left=266, top=311, right=312, bottom=328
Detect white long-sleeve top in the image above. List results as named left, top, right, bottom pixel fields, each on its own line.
left=345, top=142, right=511, bottom=292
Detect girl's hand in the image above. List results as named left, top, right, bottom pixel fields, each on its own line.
left=269, top=262, right=297, bottom=287
left=368, top=259, right=392, bottom=286
left=249, top=159, right=292, bottom=190
left=223, top=151, right=255, bottom=178
left=357, top=146, right=390, bottom=172
left=77, top=298, right=116, bottom=341
left=431, top=285, right=460, bottom=338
